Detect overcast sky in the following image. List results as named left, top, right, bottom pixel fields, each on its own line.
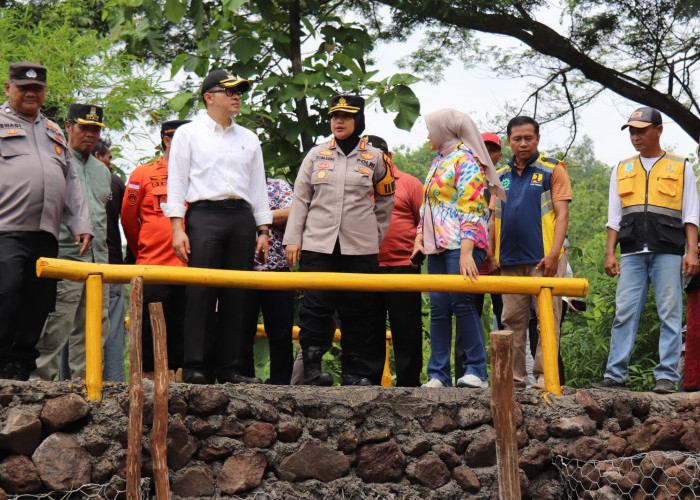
left=365, top=34, right=698, bottom=167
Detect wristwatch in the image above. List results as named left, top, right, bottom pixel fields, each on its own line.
left=257, top=229, right=270, bottom=236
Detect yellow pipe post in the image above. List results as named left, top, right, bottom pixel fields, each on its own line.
left=85, top=274, right=104, bottom=401
left=536, top=288, right=561, bottom=395
left=381, top=338, right=392, bottom=387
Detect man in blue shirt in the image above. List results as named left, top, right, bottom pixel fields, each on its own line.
left=491, top=116, right=572, bottom=389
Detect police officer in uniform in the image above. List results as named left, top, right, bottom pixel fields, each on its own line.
left=284, top=95, right=395, bottom=386
left=0, top=62, right=92, bottom=380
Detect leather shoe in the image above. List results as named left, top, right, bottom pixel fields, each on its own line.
left=0, top=363, right=16, bottom=380
left=341, top=373, right=373, bottom=386
left=217, top=371, right=262, bottom=384
left=590, top=377, right=628, bottom=390
left=10, top=363, right=31, bottom=381
left=653, top=379, right=675, bottom=394
left=182, top=369, right=210, bottom=385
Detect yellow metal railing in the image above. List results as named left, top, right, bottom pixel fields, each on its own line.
left=36, top=258, right=588, bottom=400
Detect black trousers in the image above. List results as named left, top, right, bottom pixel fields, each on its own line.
left=298, top=244, right=384, bottom=384
left=375, top=265, right=423, bottom=387
left=141, top=284, right=186, bottom=372
left=240, top=269, right=295, bottom=384
left=454, top=293, right=503, bottom=380
left=0, top=231, right=58, bottom=370
left=184, top=203, right=256, bottom=376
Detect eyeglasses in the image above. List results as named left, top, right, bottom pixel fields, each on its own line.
left=207, top=87, right=244, bottom=97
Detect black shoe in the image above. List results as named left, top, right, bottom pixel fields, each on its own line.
left=302, top=346, right=334, bottom=386
left=341, top=373, right=373, bottom=386
left=217, top=371, right=262, bottom=384
left=10, top=363, right=31, bottom=381
left=653, top=379, right=675, bottom=394
left=590, top=378, right=628, bottom=390
left=182, top=369, right=210, bottom=385
left=0, top=362, right=15, bottom=380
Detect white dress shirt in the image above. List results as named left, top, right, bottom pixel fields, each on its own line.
left=162, top=114, right=273, bottom=226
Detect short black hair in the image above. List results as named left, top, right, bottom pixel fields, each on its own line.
left=507, top=116, right=539, bottom=137
left=93, top=137, right=111, bottom=157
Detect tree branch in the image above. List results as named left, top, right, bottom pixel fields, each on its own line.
left=374, top=0, right=700, bottom=140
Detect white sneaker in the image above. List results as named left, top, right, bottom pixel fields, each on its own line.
left=457, top=374, right=489, bottom=388
left=422, top=377, right=446, bottom=388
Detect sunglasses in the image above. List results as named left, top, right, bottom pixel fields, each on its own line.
left=207, top=87, right=245, bottom=97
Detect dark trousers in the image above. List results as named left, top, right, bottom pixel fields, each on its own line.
left=0, top=231, right=58, bottom=371
left=298, top=244, right=384, bottom=384
left=454, top=293, right=503, bottom=380
left=141, top=284, right=186, bottom=372
left=184, top=203, right=256, bottom=376
left=375, top=265, right=423, bottom=386
left=241, top=270, right=295, bottom=384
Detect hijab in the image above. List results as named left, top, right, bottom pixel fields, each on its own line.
left=333, top=111, right=365, bottom=156
left=424, top=108, right=507, bottom=202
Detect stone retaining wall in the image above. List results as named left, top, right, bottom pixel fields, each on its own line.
left=0, top=381, right=698, bottom=499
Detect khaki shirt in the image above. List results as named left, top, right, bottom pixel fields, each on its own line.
left=284, top=138, right=394, bottom=255
left=57, top=149, right=111, bottom=263
left=0, top=102, right=92, bottom=240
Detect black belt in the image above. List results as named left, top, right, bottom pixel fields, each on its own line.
left=189, top=199, right=250, bottom=210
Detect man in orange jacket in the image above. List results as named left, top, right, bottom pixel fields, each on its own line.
left=121, top=120, right=190, bottom=376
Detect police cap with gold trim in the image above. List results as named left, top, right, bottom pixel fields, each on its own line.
left=9, top=62, right=47, bottom=87
left=201, top=70, right=251, bottom=97
left=329, top=95, right=364, bottom=114
left=68, top=104, right=106, bottom=128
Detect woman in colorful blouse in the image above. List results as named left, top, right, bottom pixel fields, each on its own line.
left=412, top=108, right=505, bottom=388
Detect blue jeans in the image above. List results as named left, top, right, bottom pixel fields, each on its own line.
left=604, top=253, right=683, bottom=383
left=103, top=283, right=126, bottom=382
left=427, top=248, right=487, bottom=386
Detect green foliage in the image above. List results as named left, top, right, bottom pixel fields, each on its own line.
left=0, top=0, right=166, bottom=176
left=0, top=0, right=168, bottom=169
left=392, top=141, right=434, bottom=182
left=106, top=0, right=421, bottom=180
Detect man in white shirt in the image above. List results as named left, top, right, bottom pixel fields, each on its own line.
left=163, top=70, right=272, bottom=385
left=592, top=106, right=699, bottom=394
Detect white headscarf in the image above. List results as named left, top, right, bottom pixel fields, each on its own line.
left=425, top=108, right=506, bottom=202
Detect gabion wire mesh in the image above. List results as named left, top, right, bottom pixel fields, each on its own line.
left=555, top=451, right=700, bottom=499
left=8, top=477, right=151, bottom=500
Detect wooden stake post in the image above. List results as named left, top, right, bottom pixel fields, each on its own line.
left=126, top=277, right=144, bottom=500
left=490, top=331, right=522, bottom=499
left=149, top=302, right=170, bottom=500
